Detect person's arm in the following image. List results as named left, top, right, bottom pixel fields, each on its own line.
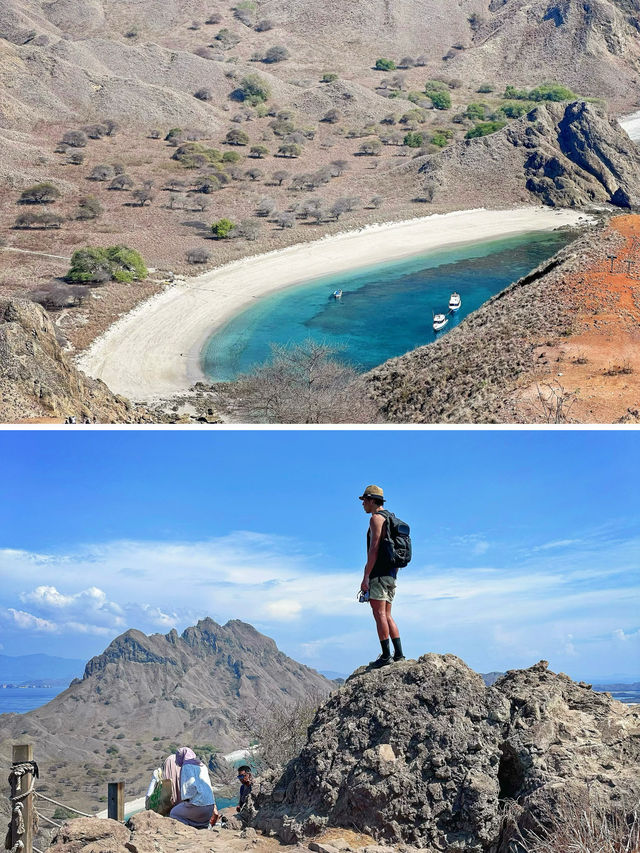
left=362, top=513, right=384, bottom=591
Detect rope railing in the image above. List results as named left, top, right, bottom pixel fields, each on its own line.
left=33, top=793, right=94, bottom=819
left=7, top=745, right=126, bottom=853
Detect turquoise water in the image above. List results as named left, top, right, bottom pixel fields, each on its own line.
left=202, top=229, right=575, bottom=381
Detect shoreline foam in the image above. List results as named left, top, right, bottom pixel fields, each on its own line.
left=76, top=207, right=590, bottom=402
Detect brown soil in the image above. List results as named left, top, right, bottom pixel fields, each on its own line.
left=516, top=214, right=640, bottom=423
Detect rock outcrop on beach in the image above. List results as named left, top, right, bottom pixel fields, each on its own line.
left=413, top=101, right=640, bottom=210
left=0, top=299, right=151, bottom=423
left=251, top=656, right=640, bottom=852
left=0, top=619, right=332, bottom=815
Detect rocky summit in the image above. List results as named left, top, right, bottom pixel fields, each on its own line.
left=251, top=655, right=640, bottom=852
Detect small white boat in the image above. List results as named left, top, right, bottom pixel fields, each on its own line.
left=332, top=289, right=343, bottom=299
left=433, top=312, right=448, bottom=331
left=449, top=292, right=461, bottom=312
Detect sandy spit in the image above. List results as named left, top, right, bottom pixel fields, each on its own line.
left=76, top=207, right=589, bottom=402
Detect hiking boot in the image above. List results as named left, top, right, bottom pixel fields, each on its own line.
left=369, top=654, right=394, bottom=669
left=393, top=654, right=406, bottom=662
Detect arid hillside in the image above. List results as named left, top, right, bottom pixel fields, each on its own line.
left=0, top=618, right=331, bottom=815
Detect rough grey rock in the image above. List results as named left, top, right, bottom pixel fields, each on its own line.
left=0, top=298, right=150, bottom=422
left=414, top=101, right=640, bottom=210
left=251, top=656, right=640, bottom=853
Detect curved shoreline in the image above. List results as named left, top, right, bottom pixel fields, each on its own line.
left=76, top=207, right=590, bottom=402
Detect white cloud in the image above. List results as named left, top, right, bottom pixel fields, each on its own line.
left=264, top=599, right=303, bottom=620
left=8, top=609, right=58, bottom=632
left=613, top=628, right=640, bottom=642
left=533, top=539, right=583, bottom=552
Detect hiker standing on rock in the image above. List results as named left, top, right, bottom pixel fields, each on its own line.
left=360, top=484, right=409, bottom=668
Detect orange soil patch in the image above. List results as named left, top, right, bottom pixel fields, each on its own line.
left=521, top=214, right=640, bottom=423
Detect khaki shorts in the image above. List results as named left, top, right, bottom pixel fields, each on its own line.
left=369, top=575, right=396, bottom=603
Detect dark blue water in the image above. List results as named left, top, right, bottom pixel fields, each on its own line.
left=203, top=230, right=575, bottom=381
left=0, top=687, right=60, bottom=714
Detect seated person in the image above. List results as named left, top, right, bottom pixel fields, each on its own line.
left=169, top=747, right=218, bottom=829
left=237, top=765, right=253, bottom=812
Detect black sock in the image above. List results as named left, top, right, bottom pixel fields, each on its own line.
left=392, top=637, right=403, bottom=658
left=380, top=638, right=391, bottom=658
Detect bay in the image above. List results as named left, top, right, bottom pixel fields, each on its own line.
left=203, top=229, right=575, bottom=382
left=0, top=686, right=61, bottom=714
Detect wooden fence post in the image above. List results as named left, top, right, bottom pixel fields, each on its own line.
left=10, top=744, right=34, bottom=853
left=107, top=781, right=124, bottom=821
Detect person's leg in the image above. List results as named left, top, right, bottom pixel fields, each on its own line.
left=386, top=602, right=405, bottom=659
left=385, top=603, right=399, bottom=640
left=370, top=599, right=390, bottom=640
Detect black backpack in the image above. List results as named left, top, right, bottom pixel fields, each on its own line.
left=378, top=510, right=412, bottom=570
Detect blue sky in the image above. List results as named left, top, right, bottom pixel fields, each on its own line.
left=0, top=430, right=638, bottom=681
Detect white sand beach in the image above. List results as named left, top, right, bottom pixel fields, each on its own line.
left=620, top=109, right=640, bottom=142
left=76, top=207, right=590, bottom=401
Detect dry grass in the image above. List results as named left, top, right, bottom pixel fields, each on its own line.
left=517, top=792, right=640, bottom=853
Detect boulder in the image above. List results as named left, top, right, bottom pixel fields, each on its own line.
left=252, top=656, right=640, bottom=853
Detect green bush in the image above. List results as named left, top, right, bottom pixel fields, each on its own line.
left=503, top=83, right=576, bottom=102
left=66, top=246, right=148, bottom=284
left=238, top=73, right=271, bottom=105
left=321, top=73, right=338, bottom=83
left=375, top=58, right=396, bottom=71
left=465, top=102, right=488, bottom=120
left=477, top=84, right=494, bottom=93
left=427, top=90, right=451, bottom=110
left=529, top=83, right=576, bottom=102
left=222, top=151, right=241, bottom=163
left=20, top=183, right=60, bottom=204
left=225, top=128, right=249, bottom=145
left=431, top=129, right=453, bottom=147
left=500, top=102, right=531, bottom=118
left=465, top=120, right=507, bottom=139
left=403, top=131, right=425, bottom=148
left=172, top=143, right=222, bottom=168
left=211, top=218, right=235, bottom=238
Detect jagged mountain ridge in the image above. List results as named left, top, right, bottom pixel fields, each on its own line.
left=0, top=618, right=332, bottom=812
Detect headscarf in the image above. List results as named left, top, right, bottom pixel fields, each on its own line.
left=162, top=753, right=181, bottom=805
left=175, top=746, right=203, bottom=767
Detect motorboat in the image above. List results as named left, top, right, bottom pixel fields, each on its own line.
left=332, top=289, right=343, bottom=299
left=433, top=312, right=448, bottom=331
left=449, top=292, right=461, bottom=312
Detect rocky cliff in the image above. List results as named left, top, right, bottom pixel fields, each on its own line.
left=251, top=656, right=640, bottom=852
left=412, top=101, right=640, bottom=210
left=0, top=299, right=150, bottom=422
left=0, top=618, right=332, bottom=814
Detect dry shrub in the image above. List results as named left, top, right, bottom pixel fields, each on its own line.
left=237, top=690, right=328, bottom=771
left=221, top=339, right=379, bottom=424
left=517, top=791, right=640, bottom=853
